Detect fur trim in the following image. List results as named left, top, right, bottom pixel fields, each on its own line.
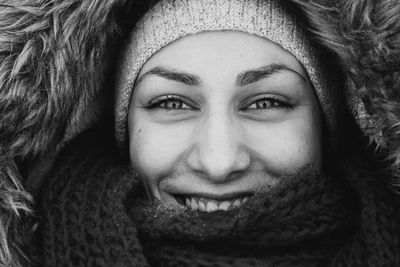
left=0, top=0, right=129, bottom=158
left=0, top=159, right=33, bottom=267
left=292, top=0, right=400, bottom=180
left=0, top=0, right=144, bottom=264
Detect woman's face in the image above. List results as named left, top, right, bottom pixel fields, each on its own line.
left=128, top=31, right=322, bottom=212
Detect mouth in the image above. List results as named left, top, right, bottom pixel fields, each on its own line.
left=173, top=194, right=251, bottom=212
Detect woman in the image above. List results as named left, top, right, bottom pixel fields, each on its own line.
left=1, top=0, right=400, bottom=266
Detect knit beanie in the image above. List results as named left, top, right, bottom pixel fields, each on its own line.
left=115, top=0, right=340, bottom=146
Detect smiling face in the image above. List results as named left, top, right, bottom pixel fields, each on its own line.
left=128, top=31, right=322, bottom=212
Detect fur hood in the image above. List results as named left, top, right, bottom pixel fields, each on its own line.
left=0, top=0, right=399, bottom=265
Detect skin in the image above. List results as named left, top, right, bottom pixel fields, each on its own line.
left=128, top=31, right=322, bottom=207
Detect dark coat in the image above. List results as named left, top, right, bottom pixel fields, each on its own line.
left=0, top=0, right=399, bottom=266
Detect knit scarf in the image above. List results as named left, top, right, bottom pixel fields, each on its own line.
left=39, top=131, right=400, bottom=266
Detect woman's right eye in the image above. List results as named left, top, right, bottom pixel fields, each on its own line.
left=147, top=95, right=196, bottom=111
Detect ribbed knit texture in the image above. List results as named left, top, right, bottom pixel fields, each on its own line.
left=129, top=167, right=358, bottom=266
left=114, top=0, right=338, bottom=146
left=40, top=129, right=400, bottom=266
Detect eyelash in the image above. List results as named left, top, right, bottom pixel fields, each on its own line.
left=147, top=95, right=197, bottom=110
left=146, top=95, right=293, bottom=111
left=242, top=96, right=293, bottom=110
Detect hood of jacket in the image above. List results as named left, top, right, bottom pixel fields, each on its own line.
left=0, top=0, right=400, bottom=266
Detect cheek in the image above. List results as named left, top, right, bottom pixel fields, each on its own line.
left=245, top=114, right=322, bottom=175
left=129, top=116, right=192, bottom=180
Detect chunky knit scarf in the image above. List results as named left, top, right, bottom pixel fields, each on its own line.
left=39, top=130, right=400, bottom=266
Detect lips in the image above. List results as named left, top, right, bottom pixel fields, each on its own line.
left=174, top=194, right=250, bottom=212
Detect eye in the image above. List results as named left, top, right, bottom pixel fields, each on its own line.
left=147, top=95, right=196, bottom=111
left=244, top=96, right=292, bottom=111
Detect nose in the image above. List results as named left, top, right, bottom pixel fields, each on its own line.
left=186, top=112, right=251, bottom=183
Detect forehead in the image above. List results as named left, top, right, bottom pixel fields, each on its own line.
left=138, top=31, right=307, bottom=79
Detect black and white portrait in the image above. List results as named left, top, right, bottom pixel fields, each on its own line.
left=1, top=0, right=400, bottom=266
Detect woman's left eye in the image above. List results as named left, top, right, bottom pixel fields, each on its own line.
left=244, top=97, right=292, bottom=110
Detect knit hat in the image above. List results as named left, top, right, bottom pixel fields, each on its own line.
left=115, top=0, right=340, bottom=146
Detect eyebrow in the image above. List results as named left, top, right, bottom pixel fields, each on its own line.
left=236, top=63, right=306, bottom=87
left=136, top=66, right=201, bottom=86
left=135, top=63, right=306, bottom=87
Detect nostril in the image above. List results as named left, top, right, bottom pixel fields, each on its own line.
left=223, top=170, right=249, bottom=183
left=186, top=134, right=251, bottom=183
left=197, top=167, right=248, bottom=184
left=186, top=151, right=251, bottom=183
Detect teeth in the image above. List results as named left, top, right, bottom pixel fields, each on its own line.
left=190, top=198, right=198, bottom=211
left=206, top=201, right=218, bottom=212
left=232, top=199, right=241, bottom=208
left=219, top=201, right=231, bottom=211
left=183, top=196, right=250, bottom=212
left=199, top=200, right=206, bottom=211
